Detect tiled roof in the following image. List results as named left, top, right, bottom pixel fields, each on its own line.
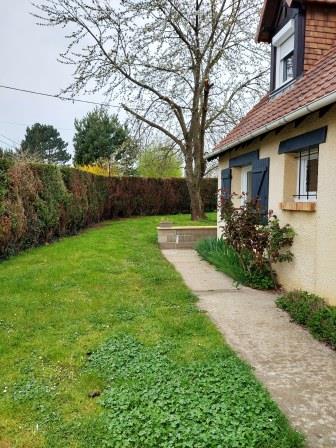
left=213, top=47, right=336, bottom=155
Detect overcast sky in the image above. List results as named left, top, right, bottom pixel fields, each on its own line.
left=0, top=1, right=119, bottom=158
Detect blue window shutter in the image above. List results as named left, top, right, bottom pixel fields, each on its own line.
left=278, top=126, right=327, bottom=154
left=221, top=168, right=231, bottom=199
left=229, top=150, right=259, bottom=168
left=252, top=158, right=270, bottom=214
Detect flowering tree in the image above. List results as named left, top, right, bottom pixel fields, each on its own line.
left=34, top=0, right=268, bottom=219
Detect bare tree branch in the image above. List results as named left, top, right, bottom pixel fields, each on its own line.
left=122, top=104, right=185, bottom=152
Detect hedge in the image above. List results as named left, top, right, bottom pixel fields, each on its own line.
left=0, top=159, right=217, bottom=259
left=276, top=291, right=336, bottom=349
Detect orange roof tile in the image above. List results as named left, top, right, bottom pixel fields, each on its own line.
left=211, top=47, right=336, bottom=157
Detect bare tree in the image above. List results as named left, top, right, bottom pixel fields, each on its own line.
left=33, top=0, right=268, bottom=219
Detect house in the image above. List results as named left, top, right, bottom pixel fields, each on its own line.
left=206, top=0, right=336, bottom=305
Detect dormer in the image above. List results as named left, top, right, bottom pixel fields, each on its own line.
left=257, top=0, right=336, bottom=93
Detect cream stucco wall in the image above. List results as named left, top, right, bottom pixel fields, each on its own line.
left=218, top=107, right=336, bottom=305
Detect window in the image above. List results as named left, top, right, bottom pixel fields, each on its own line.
left=272, top=20, right=295, bottom=89
left=283, top=51, right=294, bottom=83
left=241, top=165, right=253, bottom=203
left=295, top=148, right=319, bottom=202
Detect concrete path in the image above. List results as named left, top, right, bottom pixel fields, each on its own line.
left=162, top=249, right=336, bottom=448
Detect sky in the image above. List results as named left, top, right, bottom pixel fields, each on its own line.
left=0, top=0, right=119, bottom=158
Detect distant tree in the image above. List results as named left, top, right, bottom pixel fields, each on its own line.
left=114, top=138, right=139, bottom=176
left=138, top=146, right=182, bottom=178
left=20, top=123, right=70, bottom=164
left=73, top=108, right=138, bottom=175
left=77, top=163, right=120, bottom=177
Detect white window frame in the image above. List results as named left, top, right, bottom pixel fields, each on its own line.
left=241, top=165, right=252, bottom=204
left=272, top=19, right=295, bottom=89
left=295, top=149, right=319, bottom=203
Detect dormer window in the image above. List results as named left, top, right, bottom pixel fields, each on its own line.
left=283, top=51, right=294, bottom=83
left=272, top=19, right=295, bottom=89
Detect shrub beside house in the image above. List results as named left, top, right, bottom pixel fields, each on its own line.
left=197, top=198, right=296, bottom=290
left=277, top=290, right=336, bottom=349
left=207, top=0, right=336, bottom=306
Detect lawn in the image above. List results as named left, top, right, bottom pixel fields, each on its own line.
left=0, top=213, right=304, bottom=448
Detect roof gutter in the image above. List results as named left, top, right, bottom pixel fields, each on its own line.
left=206, top=90, right=336, bottom=162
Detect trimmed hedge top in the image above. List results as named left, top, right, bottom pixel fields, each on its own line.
left=0, top=159, right=216, bottom=259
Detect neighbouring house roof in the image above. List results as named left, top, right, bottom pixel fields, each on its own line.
left=207, top=47, right=336, bottom=161
left=257, top=0, right=336, bottom=43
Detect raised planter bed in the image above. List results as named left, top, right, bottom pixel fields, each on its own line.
left=158, top=223, right=217, bottom=249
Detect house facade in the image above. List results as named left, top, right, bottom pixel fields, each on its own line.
left=207, top=0, right=336, bottom=305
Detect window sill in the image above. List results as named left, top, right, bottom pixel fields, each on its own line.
left=270, top=78, right=296, bottom=98
left=280, top=202, right=316, bottom=212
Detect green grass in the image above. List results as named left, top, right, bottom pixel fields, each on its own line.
left=159, top=211, right=217, bottom=226
left=0, top=213, right=304, bottom=447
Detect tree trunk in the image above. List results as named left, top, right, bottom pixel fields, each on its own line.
left=190, top=183, right=205, bottom=220
left=185, top=140, right=206, bottom=220
left=186, top=173, right=205, bottom=220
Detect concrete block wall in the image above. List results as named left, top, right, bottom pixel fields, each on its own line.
left=158, top=225, right=217, bottom=249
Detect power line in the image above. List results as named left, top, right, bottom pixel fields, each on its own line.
left=0, top=120, right=27, bottom=127
left=0, top=133, right=19, bottom=146
left=0, top=83, right=121, bottom=109
left=0, top=138, right=12, bottom=149
left=0, top=120, right=73, bottom=132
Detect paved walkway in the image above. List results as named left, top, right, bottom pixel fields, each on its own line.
left=162, top=249, right=336, bottom=448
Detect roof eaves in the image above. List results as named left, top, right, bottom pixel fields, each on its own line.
left=206, top=89, right=336, bottom=161
left=256, top=0, right=282, bottom=43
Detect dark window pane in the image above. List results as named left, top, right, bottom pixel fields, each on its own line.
left=307, top=158, right=318, bottom=192
left=283, top=52, right=294, bottom=83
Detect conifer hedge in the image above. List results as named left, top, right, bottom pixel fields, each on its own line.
left=0, top=159, right=216, bottom=258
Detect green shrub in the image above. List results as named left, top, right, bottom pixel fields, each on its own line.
left=217, top=195, right=295, bottom=288
left=0, top=159, right=217, bottom=259
left=277, top=291, right=336, bottom=349
left=196, top=237, right=275, bottom=289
